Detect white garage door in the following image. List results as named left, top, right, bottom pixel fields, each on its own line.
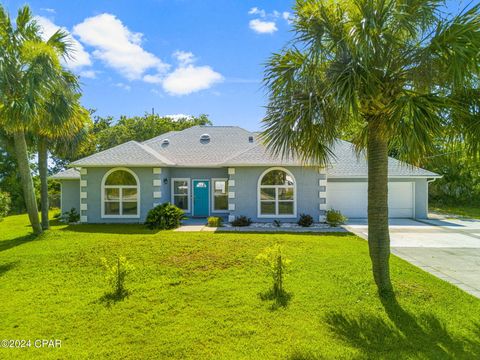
left=327, top=182, right=414, bottom=218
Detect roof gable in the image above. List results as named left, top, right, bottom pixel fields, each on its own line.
left=70, top=141, right=174, bottom=167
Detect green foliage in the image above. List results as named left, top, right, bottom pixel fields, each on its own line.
left=52, top=209, right=61, bottom=219
left=62, top=207, right=80, bottom=223
left=0, top=191, right=11, bottom=220
left=326, top=209, right=347, bottom=227
left=101, top=256, right=134, bottom=299
left=297, top=213, right=314, bottom=227
left=207, top=216, right=223, bottom=227
left=145, top=203, right=185, bottom=230
left=256, top=243, right=291, bottom=297
left=231, top=216, right=252, bottom=227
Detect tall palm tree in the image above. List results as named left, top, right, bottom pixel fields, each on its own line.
left=0, top=6, right=71, bottom=234
left=262, top=0, right=480, bottom=295
left=35, top=67, right=87, bottom=229
left=37, top=96, right=90, bottom=230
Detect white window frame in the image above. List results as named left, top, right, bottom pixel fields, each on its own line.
left=171, top=178, right=191, bottom=213
left=211, top=178, right=229, bottom=213
left=257, top=167, right=297, bottom=218
left=101, top=167, right=140, bottom=219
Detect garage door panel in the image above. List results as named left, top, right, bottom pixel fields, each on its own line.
left=328, top=182, right=413, bottom=218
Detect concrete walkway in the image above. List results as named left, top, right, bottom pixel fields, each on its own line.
left=344, top=218, right=480, bottom=298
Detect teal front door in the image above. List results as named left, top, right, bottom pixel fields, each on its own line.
left=193, top=180, right=209, bottom=217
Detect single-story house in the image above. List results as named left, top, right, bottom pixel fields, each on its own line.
left=52, top=125, right=440, bottom=223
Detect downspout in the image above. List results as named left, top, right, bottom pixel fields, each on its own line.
left=427, top=177, right=440, bottom=218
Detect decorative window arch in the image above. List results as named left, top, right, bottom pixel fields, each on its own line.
left=101, top=168, right=140, bottom=218
left=257, top=167, right=296, bottom=218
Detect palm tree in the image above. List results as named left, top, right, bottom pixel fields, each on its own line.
left=35, top=68, right=89, bottom=230
left=262, top=0, right=480, bottom=295
left=0, top=6, right=71, bottom=234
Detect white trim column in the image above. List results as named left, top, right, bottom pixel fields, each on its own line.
left=227, top=168, right=236, bottom=222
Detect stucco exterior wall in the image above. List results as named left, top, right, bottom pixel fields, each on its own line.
left=228, top=166, right=325, bottom=222
left=60, top=180, right=80, bottom=214
left=66, top=165, right=429, bottom=223
left=79, top=167, right=162, bottom=223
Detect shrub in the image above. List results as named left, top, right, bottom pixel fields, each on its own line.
left=256, top=243, right=291, bottom=297
left=52, top=210, right=62, bottom=219
left=231, top=215, right=252, bottom=227
left=326, top=209, right=348, bottom=227
left=101, top=256, right=134, bottom=299
left=0, top=191, right=11, bottom=220
left=145, top=203, right=185, bottom=230
left=62, top=208, right=80, bottom=223
left=297, top=213, right=314, bottom=227
left=207, top=216, right=222, bottom=227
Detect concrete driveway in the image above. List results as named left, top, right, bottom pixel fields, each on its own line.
left=344, top=218, right=480, bottom=298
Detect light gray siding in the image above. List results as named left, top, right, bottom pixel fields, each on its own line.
left=60, top=180, right=80, bottom=214
left=229, top=166, right=324, bottom=222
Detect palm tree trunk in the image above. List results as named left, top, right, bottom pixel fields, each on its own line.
left=367, top=120, right=393, bottom=295
left=12, top=129, right=43, bottom=235
left=38, top=137, right=49, bottom=229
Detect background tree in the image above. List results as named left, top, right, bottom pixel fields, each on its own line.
left=262, top=0, right=480, bottom=295
left=0, top=6, right=71, bottom=234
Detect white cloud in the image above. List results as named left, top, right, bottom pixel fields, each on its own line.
left=249, top=19, right=278, bottom=34
left=282, top=11, right=292, bottom=24
left=173, top=50, right=195, bottom=66
left=41, top=8, right=56, bottom=14
left=248, top=7, right=266, bottom=17
left=115, top=82, right=131, bottom=91
left=73, top=13, right=169, bottom=80
left=35, top=16, right=92, bottom=69
left=164, top=114, right=193, bottom=121
left=162, top=63, right=223, bottom=96
left=79, top=70, right=97, bottom=78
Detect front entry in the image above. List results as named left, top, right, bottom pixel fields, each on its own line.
left=193, top=180, right=210, bottom=217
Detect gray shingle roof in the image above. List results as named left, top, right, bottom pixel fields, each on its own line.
left=327, top=140, right=439, bottom=177
left=50, top=167, right=80, bottom=179
left=59, top=125, right=439, bottom=178
left=70, top=141, right=174, bottom=167
left=143, top=126, right=256, bottom=166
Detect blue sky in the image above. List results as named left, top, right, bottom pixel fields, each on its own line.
left=2, top=0, right=469, bottom=131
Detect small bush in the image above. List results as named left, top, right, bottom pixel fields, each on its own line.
left=256, top=243, right=291, bottom=297
left=231, top=215, right=252, bottom=227
left=101, top=256, right=134, bottom=299
left=52, top=210, right=62, bottom=219
left=0, top=191, right=11, bottom=220
left=326, top=209, right=348, bottom=227
left=207, top=216, right=222, bottom=227
left=145, top=203, right=185, bottom=230
left=297, top=213, right=314, bottom=227
left=62, top=208, right=80, bottom=223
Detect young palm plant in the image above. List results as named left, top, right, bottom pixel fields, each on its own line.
left=0, top=6, right=78, bottom=234
left=262, top=0, right=480, bottom=295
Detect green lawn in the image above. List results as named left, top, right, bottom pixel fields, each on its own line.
left=0, top=214, right=479, bottom=359
left=430, top=202, right=480, bottom=220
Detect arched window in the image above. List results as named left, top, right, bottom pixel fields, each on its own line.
left=258, top=168, right=296, bottom=217
left=102, top=168, right=140, bottom=218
